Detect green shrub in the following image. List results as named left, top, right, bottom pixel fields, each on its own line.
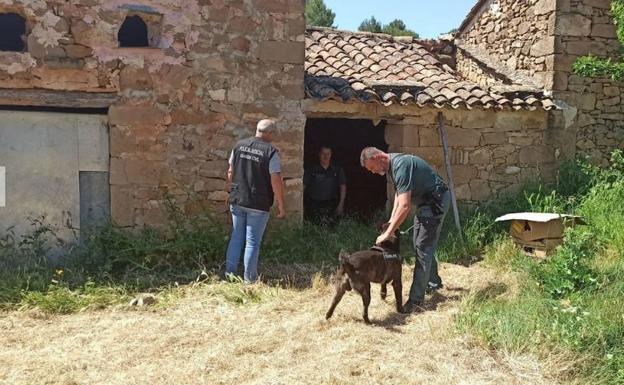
left=458, top=150, right=624, bottom=384
left=537, top=228, right=599, bottom=299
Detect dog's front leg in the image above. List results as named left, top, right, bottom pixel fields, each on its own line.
left=361, top=283, right=371, bottom=324
left=392, top=279, right=403, bottom=313
left=326, top=279, right=349, bottom=320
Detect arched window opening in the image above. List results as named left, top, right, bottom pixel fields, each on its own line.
left=0, top=13, right=26, bottom=52
left=118, top=15, right=149, bottom=48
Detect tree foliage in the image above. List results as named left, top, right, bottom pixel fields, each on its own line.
left=358, top=16, right=420, bottom=38
left=305, top=0, right=335, bottom=28
left=358, top=16, right=382, bottom=33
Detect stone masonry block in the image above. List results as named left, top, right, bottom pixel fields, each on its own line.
left=556, top=14, right=592, bottom=36
left=255, top=0, right=304, bottom=13
left=109, top=106, right=167, bottom=126
left=403, top=126, right=420, bottom=147
left=110, top=186, right=135, bottom=227
left=461, top=109, right=495, bottom=129
left=592, top=24, right=617, bottom=38
left=494, top=113, right=523, bottom=132
left=446, top=127, right=481, bottom=147
left=519, top=145, right=556, bottom=164
left=582, top=0, right=612, bottom=9
left=258, top=41, right=305, bottom=64
left=420, top=127, right=440, bottom=146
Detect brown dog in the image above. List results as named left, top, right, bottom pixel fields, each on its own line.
left=325, top=224, right=403, bottom=324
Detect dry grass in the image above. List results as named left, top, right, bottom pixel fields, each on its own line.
left=0, top=263, right=561, bottom=385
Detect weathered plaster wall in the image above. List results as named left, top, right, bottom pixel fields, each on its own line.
left=304, top=101, right=553, bottom=204
left=455, top=0, right=556, bottom=89
left=0, top=0, right=306, bottom=228
left=0, top=110, right=108, bottom=241
left=552, top=0, right=624, bottom=165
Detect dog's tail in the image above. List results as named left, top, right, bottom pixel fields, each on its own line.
left=338, top=249, right=355, bottom=277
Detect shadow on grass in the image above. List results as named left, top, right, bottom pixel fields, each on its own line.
left=470, top=282, right=509, bottom=303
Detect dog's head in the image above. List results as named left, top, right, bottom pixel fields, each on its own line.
left=377, top=222, right=400, bottom=253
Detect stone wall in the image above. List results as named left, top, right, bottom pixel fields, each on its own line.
left=0, top=0, right=306, bottom=228
left=455, top=0, right=556, bottom=89
left=455, top=0, right=624, bottom=166
left=384, top=108, right=554, bottom=203
left=552, top=0, right=624, bottom=165
left=304, top=101, right=554, bottom=204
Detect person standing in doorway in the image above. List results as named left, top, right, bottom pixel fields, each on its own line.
left=360, top=147, right=450, bottom=312
left=303, top=146, right=347, bottom=226
left=225, top=119, right=285, bottom=283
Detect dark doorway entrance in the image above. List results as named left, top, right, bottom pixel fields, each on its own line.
left=304, top=118, right=388, bottom=220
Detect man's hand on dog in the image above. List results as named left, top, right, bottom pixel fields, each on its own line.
left=376, top=231, right=391, bottom=246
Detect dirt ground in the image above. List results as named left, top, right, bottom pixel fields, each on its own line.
left=0, top=263, right=561, bottom=385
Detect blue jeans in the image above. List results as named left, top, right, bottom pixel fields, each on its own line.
left=408, top=190, right=451, bottom=304
left=225, top=204, right=270, bottom=282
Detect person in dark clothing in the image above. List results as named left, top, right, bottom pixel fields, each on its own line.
left=304, top=146, right=347, bottom=226
left=360, top=147, right=450, bottom=313
left=224, top=119, right=285, bottom=283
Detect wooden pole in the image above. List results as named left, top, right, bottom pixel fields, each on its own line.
left=437, top=111, right=465, bottom=245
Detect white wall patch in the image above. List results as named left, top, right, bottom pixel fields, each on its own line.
left=0, top=166, right=5, bottom=207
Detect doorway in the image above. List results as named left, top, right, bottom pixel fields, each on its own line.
left=304, top=118, right=388, bottom=220
left=0, top=110, right=110, bottom=243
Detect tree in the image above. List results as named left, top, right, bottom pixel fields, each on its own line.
left=357, top=17, right=420, bottom=38
left=382, top=19, right=420, bottom=38
left=359, top=16, right=382, bottom=33
left=305, top=0, right=336, bottom=28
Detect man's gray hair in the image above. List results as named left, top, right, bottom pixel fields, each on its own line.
left=257, top=119, right=277, bottom=133
left=360, top=147, right=384, bottom=166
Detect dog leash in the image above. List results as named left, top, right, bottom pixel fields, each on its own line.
left=400, top=225, right=414, bottom=236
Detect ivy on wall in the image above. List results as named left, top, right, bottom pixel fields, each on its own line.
left=572, top=0, right=624, bottom=80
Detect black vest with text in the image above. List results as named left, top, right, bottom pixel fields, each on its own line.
left=229, top=137, right=277, bottom=212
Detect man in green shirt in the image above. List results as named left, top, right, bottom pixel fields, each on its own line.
left=360, top=147, right=450, bottom=313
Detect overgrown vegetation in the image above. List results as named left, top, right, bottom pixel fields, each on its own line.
left=573, top=0, right=624, bottom=80
left=2, top=147, right=623, bottom=384
left=457, top=150, right=624, bottom=385
left=0, top=199, right=379, bottom=313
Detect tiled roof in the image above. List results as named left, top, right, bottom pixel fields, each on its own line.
left=305, top=27, right=555, bottom=111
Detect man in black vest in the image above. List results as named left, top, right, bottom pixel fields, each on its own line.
left=225, top=119, right=285, bottom=282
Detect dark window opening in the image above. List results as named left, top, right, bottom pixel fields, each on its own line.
left=118, top=15, right=149, bottom=47
left=304, top=118, right=388, bottom=221
left=0, top=13, right=26, bottom=52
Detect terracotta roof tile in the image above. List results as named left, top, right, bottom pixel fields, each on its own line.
left=305, top=27, right=554, bottom=111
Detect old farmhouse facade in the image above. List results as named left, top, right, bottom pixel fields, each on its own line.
left=0, top=0, right=622, bottom=239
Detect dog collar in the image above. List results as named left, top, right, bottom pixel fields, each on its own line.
left=370, top=246, right=401, bottom=261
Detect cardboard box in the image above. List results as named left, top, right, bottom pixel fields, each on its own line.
left=495, top=213, right=585, bottom=258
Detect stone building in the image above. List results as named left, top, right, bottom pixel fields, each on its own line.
left=0, top=0, right=621, bottom=239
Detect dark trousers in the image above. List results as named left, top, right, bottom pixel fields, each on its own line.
left=306, top=199, right=338, bottom=227
left=408, top=190, right=451, bottom=303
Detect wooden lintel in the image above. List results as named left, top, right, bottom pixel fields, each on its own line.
left=0, top=89, right=119, bottom=109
